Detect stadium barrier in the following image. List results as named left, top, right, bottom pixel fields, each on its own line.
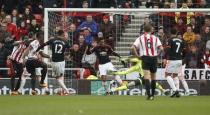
left=0, top=67, right=210, bottom=95
left=0, top=79, right=210, bottom=96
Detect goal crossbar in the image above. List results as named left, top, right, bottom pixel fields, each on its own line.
left=44, top=8, right=210, bottom=12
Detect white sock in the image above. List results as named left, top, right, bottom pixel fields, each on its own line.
left=102, top=81, right=110, bottom=92
left=57, top=79, right=69, bottom=93
left=166, top=76, right=177, bottom=91
left=18, top=77, right=26, bottom=93
left=181, top=79, right=189, bottom=93
left=173, top=77, right=180, bottom=91
left=115, top=75, right=123, bottom=85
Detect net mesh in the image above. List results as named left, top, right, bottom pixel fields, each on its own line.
left=46, top=9, right=210, bottom=87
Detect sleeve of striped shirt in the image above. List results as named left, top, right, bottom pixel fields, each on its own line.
left=133, top=37, right=140, bottom=49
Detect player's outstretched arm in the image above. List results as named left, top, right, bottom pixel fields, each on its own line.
left=39, top=51, right=51, bottom=59
left=12, top=41, right=23, bottom=46
left=36, top=43, right=47, bottom=52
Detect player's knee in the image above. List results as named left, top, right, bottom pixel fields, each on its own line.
left=42, top=63, right=48, bottom=69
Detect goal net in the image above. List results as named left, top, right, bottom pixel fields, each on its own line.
left=44, top=8, right=210, bottom=95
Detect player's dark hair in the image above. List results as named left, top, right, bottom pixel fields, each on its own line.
left=144, top=24, right=152, bottom=32
left=170, top=28, right=177, bottom=35
left=57, top=30, right=64, bottom=36
left=36, top=31, right=44, bottom=38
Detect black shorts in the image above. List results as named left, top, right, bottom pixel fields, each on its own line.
left=25, top=59, right=42, bottom=74
left=141, top=56, right=157, bottom=73
left=11, top=60, right=23, bottom=77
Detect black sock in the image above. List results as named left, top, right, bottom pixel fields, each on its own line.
left=31, top=75, right=36, bottom=90
left=144, top=79, right=151, bottom=97
left=40, top=66, right=47, bottom=84
left=11, top=77, right=15, bottom=91
left=15, top=69, right=23, bottom=91
left=151, top=80, right=156, bottom=96
left=15, top=77, right=21, bottom=91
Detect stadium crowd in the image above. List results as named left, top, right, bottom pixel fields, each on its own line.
left=0, top=0, right=210, bottom=79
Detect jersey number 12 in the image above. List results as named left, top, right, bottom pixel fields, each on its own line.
left=55, top=44, right=63, bottom=54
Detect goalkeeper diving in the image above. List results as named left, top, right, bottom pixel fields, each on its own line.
left=110, top=56, right=167, bottom=95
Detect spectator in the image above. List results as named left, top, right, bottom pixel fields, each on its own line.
left=175, top=2, right=194, bottom=25
left=201, top=26, right=210, bottom=43
left=83, top=28, right=94, bottom=45
left=77, top=34, right=87, bottom=53
left=5, top=15, right=17, bottom=40
left=202, top=49, right=210, bottom=69
left=23, top=7, right=35, bottom=26
left=155, top=26, right=167, bottom=47
left=196, top=0, right=208, bottom=8
left=145, top=0, right=154, bottom=8
left=183, top=25, right=196, bottom=44
left=201, top=17, right=210, bottom=32
left=68, top=23, right=79, bottom=43
left=16, top=21, right=28, bottom=41
left=0, top=41, right=11, bottom=78
left=70, top=44, right=83, bottom=67
left=82, top=0, right=89, bottom=8
left=158, top=0, right=166, bottom=8
left=189, top=16, right=201, bottom=33
left=174, top=18, right=187, bottom=35
left=185, top=45, right=203, bottom=68
left=0, top=9, right=6, bottom=20
left=77, top=15, right=98, bottom=36
left=0, top=23, right=11, bottom=42
left=28, top=19, right=41, bottom=34
left=11, top=9, right=20, bottom=26
left=99, top=15, right=116, bottom=48
left=186, top=0, right=196, bottom=8
left=194, top=33, right=205, bottom=54
left=2, top=0, right=17, bottom=14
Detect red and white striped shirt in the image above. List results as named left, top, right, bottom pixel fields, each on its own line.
left=10, top=43, right=27, bottom=63
left=133, top=33, right=162, bottom=57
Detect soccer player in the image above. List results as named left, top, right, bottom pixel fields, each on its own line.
left=9, top=38, right=30, bottom=95
left=87, top=39, right=124, bottom=94
left=36, top=30, right=70, bottom=95
left=131, top=24, right=163, bottom=100
left=110, top=56, right=166, bottom=95
left=164, top=28, right=185, bottom=98
left=22, top=32, right=50, bottom=95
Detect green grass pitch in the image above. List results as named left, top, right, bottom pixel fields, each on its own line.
left=0, top=95, right=209, bottom=115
